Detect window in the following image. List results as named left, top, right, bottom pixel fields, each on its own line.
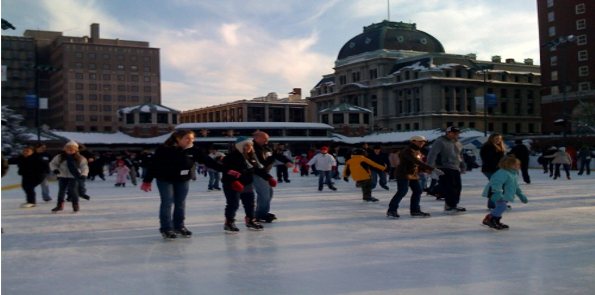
left=131, top=75, right=139, bottom=82
left=576, top=3, right=585, bottom=14
left=103, top=84, right=111, bottom=91
left=102, top=53, right=110, bottom=59
left=75, top=73, right=83, bottom=79
left=103, top=74, right=111, bottom=80
left=131, top=96, right=140, bottom=102
left=90, top=115, right=98, bottom=122
left=76, top=115, right=84, bottom=121
left=131, top=65, right=138, bottom=71
left=131, top=86, right=139, bottom=92
left=102, top=64, right=110, bottom=70
left=103, top=105, right=112, bottom=111
left=89, top=73, right=97, bottom=80
left=76, top=104, right=84, bottom=111
left=89, top=53, right=96, bottom=59
left=549, top=26, right=556, bottom=37
left=551, top=86, right=559, bottom=95
left=157, top=113, right=168, bottom=124
left=578, top=50, right=588, bottom=61
left=577, top=19, right=586, bottom=30
left=76, top=83, right=84, bottom=90
left=143, top=76, right=151, bottom=82
left=349, top=113, right=359, bottom=124
left=103, top=95, right=112, bottom=101
left=144, top=86, right=151, bottom=92
left=117, top=54, right=125, bottom=61
left=579, top=66, right=589, bottom=76
left=104, top=116, right=112, bottom=122
left=89, top=94, right=98, bottom=101
left=89, top=84, right=97, bottom=90
left=579, top=82, right=591, bottom=91
left=118, top=85, right=126, bottom=91
left=130, top=55, right=138, bottom=61
left=548, top=12, right=554, bottom=22
left=139, top=113, right=151, bottom=123
left=143, top=56, right=151, bottom=62
left=89, top=63, right=96, bottom=69
left=550, top=56, right=557, bottom=66
left=75, top=94, right=84, bottom=100
left=577, top=35, right=587, bottom=45
left=144, top=96, right=152, bottom=102
left=118, top=95, right=126, bottom=101
left=143, top=66, right=151, bottom=72
left=117, top=65, right=124, bottom=70
left=547, top=0, right=553, bottom=7
left=75, top=52, right=83, bottom=58
left=75, top=62, right=83, bottom=68
left=551, top=71, right=558, bottom=81
left=90, top=105, right=98, bottom=111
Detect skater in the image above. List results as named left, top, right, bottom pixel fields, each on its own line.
left=307, top=146, right=337, bottom=191
left=544, top=146, right=557, bottom=176
left=140, top=129, right=240, bottom=240
left=508, top=139, right=531, bottom=184
left=138, top=149, right=154, bottom=179
left=274, top=143, right=293, bottom=183
left=221, top=137, right=276, bottom=233
left=49, top=141, right=89, bottom=213
left=297, top=154, right=309, bottom=176
left=252, top=131, right=293, bottom=223
left=34, top=144, right=53, bottom=202
left=343, top=148, right=387, bottom=202
left=206, top=146, right=224, bottom=191
left=388, top=148, right=401, bottom=181
left=482, top=156, right=528, bottom=230
left=576, top=146, right=593, bottom=175
left=426, top=126, right=467, bottom=214
left=480, top=133, right=506, bottom=210
left=367, top=145, right=390, bottom=190
left=544, top=147, right=572, bottom=180
left=112, top=160, right=130, bottom=187
left=77, top=144, right=93, bottom=200
left=11, top=147, right=49, bottom=208
left=387, top=136, right=443, bottom=218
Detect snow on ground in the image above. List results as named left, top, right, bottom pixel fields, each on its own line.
left=1, top=169, right=594, bottom=295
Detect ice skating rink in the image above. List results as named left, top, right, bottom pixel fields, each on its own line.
left=2, top=169, right=594, bottom=295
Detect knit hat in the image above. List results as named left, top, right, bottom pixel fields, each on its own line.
left=410, top=135, right=427, bottom=142
left=320, top=146, right=329, bottom=151
left=64, top=140, right=79, bottom=150
left=235, top=136, right=253, bottom=151
left=559, top=147, right=566, bottom=152
left=117, top=160, right=125, bottom=165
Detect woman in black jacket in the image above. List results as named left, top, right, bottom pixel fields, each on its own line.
left=13, top=147, right=49, bottom=208
left=480, top=134, right=506, bottom=209
left=141, top=130, right=240, bottom=240
left=221, top=136, right=277, bottom=234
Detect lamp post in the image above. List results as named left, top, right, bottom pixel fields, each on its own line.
left=24, top=63, right=60, bottom=145
left=541, top=35, right=576, bottom=148
left=470, top=64, right=494, bottom=137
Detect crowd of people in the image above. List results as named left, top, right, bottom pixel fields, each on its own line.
left=4, top=126, right=595, bottom=238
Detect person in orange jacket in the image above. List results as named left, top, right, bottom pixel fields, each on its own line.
left=343, top=148, right=387, bottom=202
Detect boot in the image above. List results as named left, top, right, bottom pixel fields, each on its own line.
left=494, top=217, right=509, bottom=229
left=224, top=218, right=239, bottom=234
left=51, top=202, right=64, bottom=213
left=482, top=214, right=501, bottom=230
left=318, top=184, right=323, bottom=191
left=328, top=184, right=337, bottom=191
left=73, top=202, right=80, bottom=212
left=245, top=217, right=264, bottom=230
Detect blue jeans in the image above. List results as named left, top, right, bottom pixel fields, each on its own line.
left=208, top=171, right=220, bottom=189
left=370, top=169, right=387, bottom=189
left=223, top=183, right=255, bottom=220
left=317, top=170, right=332, bottom=186
left=40, top=172, right=51, bottom=200
left=57, top=178, right=79, bottom=203
left=156, top=179, right=189, bottom=232
left=490, top=200, right=508, bottom=217
left=253, top=175, right=274, bottom=219
left=388, top=178, right=423, bottom=213
left=482, top=172, right=496, bottom=209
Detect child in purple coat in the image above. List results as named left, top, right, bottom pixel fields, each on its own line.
left=112, top=160, right=130, bottom=187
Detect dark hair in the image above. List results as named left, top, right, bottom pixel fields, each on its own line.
left=164, top=129, right=195, bottom=148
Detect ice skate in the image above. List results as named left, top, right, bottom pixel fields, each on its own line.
left=363, top=197, right=379, bottom=202
left=245, top=217, right=264, bottom=231
left=386, top=210, right=400, bottom=219
left=481, top=214, right=502, bottom=230
left=328, top=184, right=337, bottom=191
left=20, top=203, right=36, bottom=208
left=444, top=205, right=466, bottom=214
left=175, top=227, right=192, bottom=238
left=224, top=219, right=239, bottom=234
left=410, top=211, right=431, bottom=218
left=161, top=230, right=177, bottom=240
left=51, top=202, right=64, bottom=213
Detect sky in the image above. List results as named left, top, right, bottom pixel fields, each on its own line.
left=1, top=0, right=540, bottom=111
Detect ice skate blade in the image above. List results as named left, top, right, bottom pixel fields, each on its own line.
left=481, top=224, right=502, bottom=231
left=224, top=230, right=239, bottom=234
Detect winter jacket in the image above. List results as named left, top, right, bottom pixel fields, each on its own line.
left=343, top=155, right=386, bottom=182
left=138, top=152, right=154, bottom=168
left=221, top=150, right=272, bottom=186
left=143, top=145, right=228, bottom=183
left=395, top=143, right=436, bottom=180
left=545, top=150, right=572, bottom=165
left=577, top=148, right=593, bottom=161
left=389, top=152, right=400, bottom=169
left=15, top=153, right=49, bottom=179
left=426, top=135, right=466, bottom=170
left=253, top=143, right=292, bottom=173
left=482, top=168, right=527, bottom=203
left=113, top=166, right=131, bottom=183
left=307, top=153, right=337, bottom=171
left=274, top=149, right=293, bottom=166
left=480, top=144, right=505, bottom=173
left=367, top=151, right=390, bottom=171
left=49, top=153, right=89, bottom=179
left=206, top=151, right=225, bottom=172
left=508, top=144, right=530, bottom=163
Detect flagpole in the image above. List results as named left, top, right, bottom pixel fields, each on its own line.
left=387, top=0, right=390, bottom=21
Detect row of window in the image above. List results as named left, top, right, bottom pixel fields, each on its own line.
left=550, top=47, right=589, bottom=65
left=547, top=1, right=586, bottom=15
left=75, top=52, right=152, bottom=62
left=74, top=63, right=152, bottom=72
left=548, top=19, right=588, bottom=37
left=551, top=66, right=591, bottom=80
left=74, top=93, right=154, bottom=103
left=75, top=73, right=152, bottom=82
left=125, top=113, right=173, bottom=124
left=392, top=122, right=537, bottom=134
left=74, top=83, right=153, bottom=92
left=75, top=126, right=113, bottom=132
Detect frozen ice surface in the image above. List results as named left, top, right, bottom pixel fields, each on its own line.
left=2, top=170, right=594, bottom=295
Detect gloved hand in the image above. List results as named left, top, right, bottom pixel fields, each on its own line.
left=227, top=170, right=241, bottom=178
left=230, top=180, right=244, bottom=192
left=331, top=166, right=337, bottom=171
left=520, top=195, right=528, bottom=204
left=267, top=178, right=278, bottom=187
left=140, top=182, right=152, bottom=192
left=53, top=169, right=60, bottom=175
left=306, top=165, right=310, bottom=170
left=433, top=169, right=445, bottom=176
left=343, top=177, right=349, bottom=182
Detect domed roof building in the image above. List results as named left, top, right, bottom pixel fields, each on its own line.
left=308, top=20, right=543, bottom=137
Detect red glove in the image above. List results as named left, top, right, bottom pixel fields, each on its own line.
left=306, top=165, right=310, bottom=170
left=267, top=178, right=277, bottom=187
left=331, top=166, right=337, bottom=170
left=227, top=170, right=241, bottom=178
left=140, top=182, right=152, bottom=192
left=230, top=181, right=244, bottom=192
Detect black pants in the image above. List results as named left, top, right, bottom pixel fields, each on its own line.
left=436, top=168, right=462, bottom=208
left=276, top=165, right=289, bottom=181
left=22, top=176, right=44, bottom=204
left=520, top=163, right=531, bottom=184
left=223, top=183, right=255, bottom=220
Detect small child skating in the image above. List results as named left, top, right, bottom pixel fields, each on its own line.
left=112, top=160, right=130, bottom=187
left=343, top=148, right=387, bottom=202
left=482, top=156, right=528, bottom=230
left=297, top=154, right=309, bottom=176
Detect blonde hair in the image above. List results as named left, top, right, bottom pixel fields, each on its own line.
left=498, top=155, right=520, bottom=170
left=485, top=133, right=506, bottom=152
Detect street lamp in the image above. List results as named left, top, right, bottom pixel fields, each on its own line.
left=541, top=35, right=576, bottom=148
left=470, top=64, right=495, bottom=137
left=24, top=63, right=60, bottom=145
